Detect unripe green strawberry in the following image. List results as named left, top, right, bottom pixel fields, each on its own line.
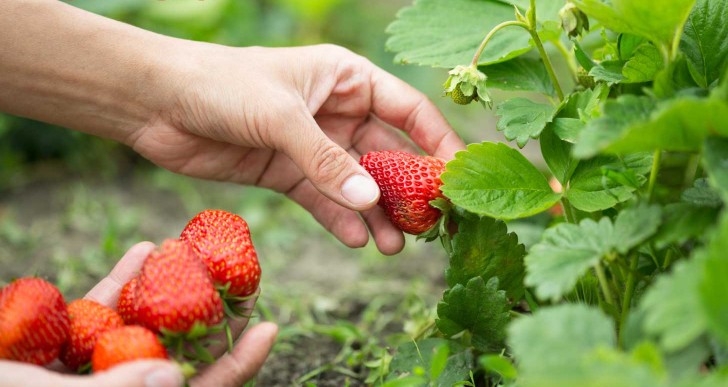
left=91, top=326, right=167, bottom=372
left=360, top=151, right=446, bottom=235
left=180, top=210, right=261, bottom=298
left=0, top=277, right=70, bottom=365
left=577, top=67, right=595, bottom=89
left=134, top=239, right=224, bottom=334
left=60, top=299, right=124, bottom=371
left=450, top=84, right=475, bottom=105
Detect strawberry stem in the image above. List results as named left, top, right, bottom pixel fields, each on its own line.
left=618, top=253, right=639, bottom=348
left=470, top=20, right=529, bottom=67
left=225, top=323, right=234, bottom=353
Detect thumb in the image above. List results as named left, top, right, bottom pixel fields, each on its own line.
left=74, top=361, right=183, bottom=387
left=284, top=113, right=380, bottom=211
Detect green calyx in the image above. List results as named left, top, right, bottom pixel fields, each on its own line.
left=417, top=197, right=454, bottom=255
left=444, top=65, right=492, bottom=109
left=216, top=282, right=255, bottom=319
left=559, top=2, right=589, bottom=38
left=160, top=320, right=228, bottom=365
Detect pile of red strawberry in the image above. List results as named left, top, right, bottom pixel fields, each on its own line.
left=0, top=209, right=260, bottom=374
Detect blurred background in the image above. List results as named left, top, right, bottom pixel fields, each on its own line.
left=0, top=0, right=513, bottom=384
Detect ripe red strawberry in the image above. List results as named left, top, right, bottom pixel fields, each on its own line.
left=0, top=277, right=70, bottom=365
left=180, top=210, right=261, bottom=298
left=91, top=326, right=167, bottom=372
left=135, top=239, right=224, bottom=334
left=117, top=277, right=138, bottom=325
left=360, top=151, right=447, bottom=234
left=60, top=299, right=124, bottom=371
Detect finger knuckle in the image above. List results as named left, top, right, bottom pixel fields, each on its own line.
left=310, top=141, right=349, bottom=185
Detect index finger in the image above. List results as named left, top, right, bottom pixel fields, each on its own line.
left=84, top=241, right=156, bottom=307
left=369, top=66, right=466, bottom=159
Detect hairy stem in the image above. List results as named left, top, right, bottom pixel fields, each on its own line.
left=595, top=262, right=615, bottom=306
left=528, top=30, right=565, bottom=101
left=470, top=20, right=530, bottom=66
left=647, top=149, right=662, bottom=201
left=618, top=254, right=639, bottom=347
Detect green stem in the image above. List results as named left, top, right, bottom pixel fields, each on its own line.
left=595, top=262, right=615, bottom=306
left=554, top=39, right=578, bottom=81
left=561, top=197, right=578, bottom=224
left=528, top=29, right=565, bottom=101
left=662, top=249, right=674, bottom=271
left=528, top=0, right=537, bottom=26
left=510, top=310, right=524, bottom=319
left=524, top=289, right=539, bottom=312
left=412, top=320, right=436, bottom=341
left=647, top=149, right=662, bottom=202
left=684, top=153, right=701, bottom=188
left=470, top=20, right=530, bottom=66
left=619, top=254, right=639, bottom=347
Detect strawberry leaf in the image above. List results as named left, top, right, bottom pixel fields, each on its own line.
left=566, top=153, right=652, bottom=212
left=573, top=95, right=656, bottom=159
left=526, top=205, right=661, bottom=301
left=682, top=178, right=723, bottom=207
left=622, top=43, right=664, bottom=83
left=436, top=277, right=509, bottom=353
left=589, top=60, right=626, bottom=84
left=572, top=0, right=696, bottom=53
left=680, top=0, right=728, bottom=88
left=654, top=203, right=718, bottom=248
left=508, top=304, right=614, bottom=382
left=388, top=338, right=473, bottom=386
left=575, top=89, right=728, bottom=157
left=641, top=211, right=727, bottom=353
left=639, top=253, right=708, bottom=352
left=541, top=126, right=578, bottom=185
left=605, top=97, right=728, bottom=154
left=511, top=305, right=668, bottom=385
left=699, top=214, right=728, bottom=347
left=495, top=98, right=557, bottom=148
left=478, top=57, right=555, bottom=95
left=525, top=218, right=611, bottom=301
left=441, top=142, right=561, bottom=220
left=703, top=137, right=728, bottom=200
left=385, top=0, right=532, bottom=68
left=445, top=214, right=525, bottom=302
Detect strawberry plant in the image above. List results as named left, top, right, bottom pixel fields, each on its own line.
left=378, top=0, right=728, bottom=385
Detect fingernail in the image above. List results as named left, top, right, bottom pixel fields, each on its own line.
left=341, top=174, right=379, bottom=207
left=145, top=366, right=183, bottom=387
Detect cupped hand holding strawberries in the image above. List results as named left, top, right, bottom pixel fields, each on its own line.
left=0, top=2, right=465, bottom=256
left=0, top=211, right=277, bottom=387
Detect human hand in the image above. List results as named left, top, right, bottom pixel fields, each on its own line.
left=0, top=242, right=278, bottom=387
left=129, top=44, right=466, bottom=255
